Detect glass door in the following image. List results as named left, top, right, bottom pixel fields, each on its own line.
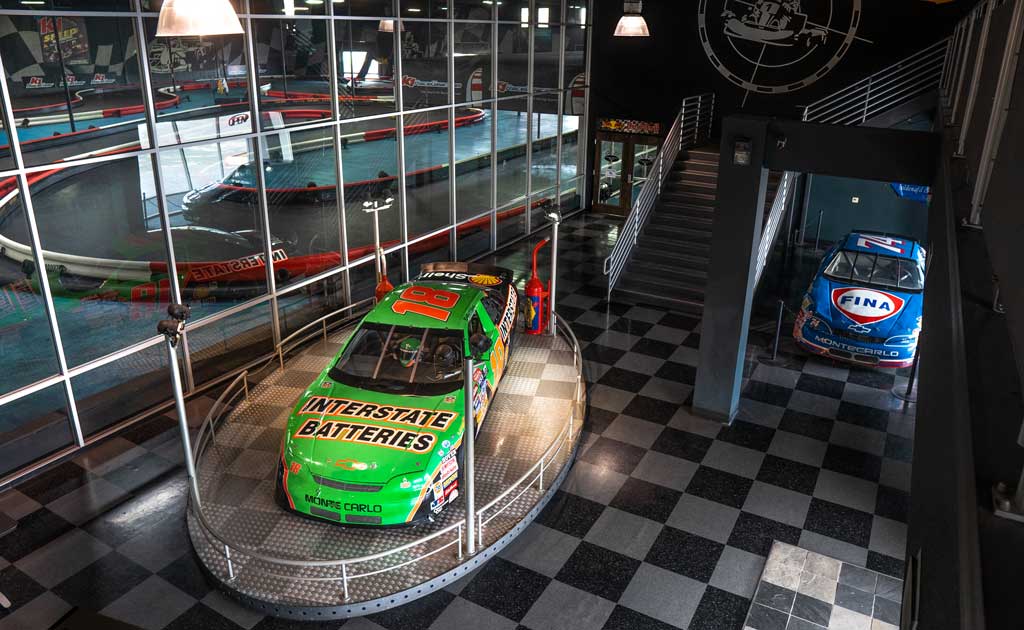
left=592, top=132, right=662, bottom=216
left=631, top=140, right=660, bottom=204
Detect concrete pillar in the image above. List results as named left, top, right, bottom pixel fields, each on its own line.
left=692, top=116, right=769, bottom=423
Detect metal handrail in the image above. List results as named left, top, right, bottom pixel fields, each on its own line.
left=603, top=92, right=715, bottom=298
left=187, top=308, right=585, bottom=603
left=276, top=296, right=376, bottom=369
left=754, top=172, right=798, bottom=288
left=803, top=38, right=950, bottom=124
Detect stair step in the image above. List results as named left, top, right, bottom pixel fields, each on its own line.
left=648, top=212, right=713, bottom=231
left=662, top=191, right=717, bottom=207
left=629, top=259, right=708, bottom=283
left=644, top=224, right=712, bottom=244
left=619, top=273, right=706, bottom=302
left=674, top=160, right=718, bottom=175
left=637, top=234, right=711, bottom=256
left=669, top=170, right=718, bottom=185
left=612, top=285, right=705, bottom=315
left=667, top=181, right=717, bottom=195
left=634, top=248, right=710, bottom=272
left=657, top=202, right=716, bottom=218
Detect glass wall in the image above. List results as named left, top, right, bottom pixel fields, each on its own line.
left=0, top=0, right=590, bottom=485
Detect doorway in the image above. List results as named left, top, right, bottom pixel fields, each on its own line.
left=593, top=131, right=661, bottom=216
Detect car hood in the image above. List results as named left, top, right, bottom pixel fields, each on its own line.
left=285, top=378, right=463, bottom=486
left=812, top=277, right=920, bottom=338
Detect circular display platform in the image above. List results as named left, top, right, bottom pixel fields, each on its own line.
left=187, top=317, right=584, bottom=619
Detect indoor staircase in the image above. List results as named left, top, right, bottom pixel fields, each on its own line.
left=614, top=145, right=779, bottom=313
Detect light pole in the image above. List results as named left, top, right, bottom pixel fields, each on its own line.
left=545, top=209, right=561, bottom=336
left=157, top=303, right=202, bottom=507
left=363, top=195, right=395, bottom=301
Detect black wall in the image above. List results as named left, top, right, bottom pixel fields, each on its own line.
left=590, top=0, right=975, bottom=130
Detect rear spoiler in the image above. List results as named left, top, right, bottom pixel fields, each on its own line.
left=416, top=262, right=515, bottom=288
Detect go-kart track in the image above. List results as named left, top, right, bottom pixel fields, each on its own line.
left=187, top=316, right=584, bottom=618
left=0, top=80, right=579, bottom=395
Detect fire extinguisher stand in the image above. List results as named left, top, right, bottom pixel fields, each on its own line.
left=546, top=210, right=562, bottom=337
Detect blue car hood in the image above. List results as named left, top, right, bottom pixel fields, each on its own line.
left=811, top=277, right=920, bottom=338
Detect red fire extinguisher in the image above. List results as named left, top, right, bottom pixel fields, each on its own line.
left=374, top=246, right=393, bottom=303
left=525, top=238, right=550, bottom=335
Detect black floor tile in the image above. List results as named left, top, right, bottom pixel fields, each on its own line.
left=644, top=526, right=724, bottom=583
left=655, top=361, right=697, bottom=385
left=602, top=605, right=679, bottom=630
left=610, top=318, right=654, bottom=337
left=803, top=499, right=873, bottom=548
left=821, top=445, right=882, bottom=483
left=682, top=333, right=702, bottom=348
left=571, top=323, right=606, bottom=343
left=610, top=477, right=683, bottom=523
left=727, top=512, right=802, bottom=556
left=558, top=305, right=586, bottom=321
left=164, top=603, right=246, bottom=630
left=580, top=437, right=647, bottom=475
left=685, top=466, right=753, bottom=509
left=592, top=300, right=634, bottom=316
left=756, top=455, right=820, bottom=495
left=867, top=551, right=905, bottom=579
left=460, top=557, right=552, bottom=622
left=85, top=475, right=189, bottom=547
left=582, top=343, right=627, bottom=366
left=52, top=551, right=152, bottom=610
left=158, top=552, right=214, bottom=601
left=630, top=338, right=676, bottom=359
left=746, top=602, right=789, bottom=630
left=847, top=368, right=896, bottom=390
left=792, top=592, right=832, bottom=626
left=834, top=583, right=873, bottom=616
left=884, top=434, right=914, bottom=463
left=16, top=461, right=93, bottom=505
left=599, top=368, right=653, bottom=393
left=754, top=581, right=796, bottom=612
left=555, top=541, right=641, bottom=601
left=873, top=594, right=901, bottom=625
left=778, top=410, right=834, bottom=442
left=621, top=395, right=679, bottom=425
left=585, top=407, right=618, bottom=435
left=743, top=381, right=793, bottom=408
left=119, top=415, right=177, bottom=446
left=717, top=420, right=776, bottom=452
left=689, top=586, right=749, bottom=630
left=0, top=566, right=46, bottom=617
left=536, top=491, right=606, bottom=538
left=104, top=451, right=179, bottom=493
left=658, top=313, right=700, bottom=331
left=0, top=508, right=74, bottom=562
left=367, top=589, right=456, bottom=630
left=874, top=485, right=910, bottom=523
left=836, top=402, right=890, bottom=432
left=795, top=374, right=846, bottom=399
left=651, top=427, right=714, bottom=463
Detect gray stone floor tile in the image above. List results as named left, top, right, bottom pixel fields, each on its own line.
left=668, top=408, right=723, bottom=438
left=589, top=385, right=636, bottom=413
left=829, top=423, right=887, bottom=457
left=736, top=398, right=787, bottom=429
left=584, top=507, right=663, bottom=560
left=869, top=517, right=907, bottom=560
left=743, top=481, right=812, bottom=528
left=500, top=523, right=582, bottom=578
left=769, top=430, right=828, bottom=468
left=842, top=383, right=897, bottom=411
left=562, top=460, right=629, bottom=504
left=813, top=470, right=878, bottom=514
left=798, top=531, right=869, bottom=567
left=429, top=597, right=517, bottom=630
left=603, top=415, right=666, bottom=450
left=709, top=546, right=766, bottom=598
left=0, top=592, right=71, bottom=630
left=45, top=478, right=127, bottom=526
left=615, top=352, right=669, bottom=376
left=619, top=563, right=706, bottom=628
left=520, top=581, right=616, bottom=630
left=631, top=451, right=699, bottom=491
left=639, top=378, right=693, bottom=405
left=787, top=391, right=841, bottom=420
left=667, top=494, right=741, bottom=544
left=702, top=441, right=765, bottom=479
left=101, top=575, right=197, bottom=630
left=15, top=528, right=111, bottom=588
left=201, top=590, right=265, bottom=629
left=801, top=360, right=850, bottom=382
left=0, top=490, right=41, bottom=521
left=752, top=364, right=802, bottom=390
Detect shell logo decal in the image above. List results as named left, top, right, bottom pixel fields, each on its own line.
left=469, top=274, right=501, bottom=286
left=831, top=287, right=905, bottom=326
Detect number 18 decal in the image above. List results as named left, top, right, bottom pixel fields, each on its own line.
left=392, top=286, right=460, bottom=321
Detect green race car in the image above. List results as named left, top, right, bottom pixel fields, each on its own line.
left=276, top=262, right=519, bottom=526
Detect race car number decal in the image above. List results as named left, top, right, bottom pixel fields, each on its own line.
left=392, top=285, right=460, bottom=322
left=856, top=235, right=906, bottom=255
left=831, top=287, right=905, bottom=326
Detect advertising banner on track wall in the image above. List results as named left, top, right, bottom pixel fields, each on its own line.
left=38, top=17, right=91, bottom=66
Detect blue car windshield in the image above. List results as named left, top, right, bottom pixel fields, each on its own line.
left=824, top=250, right=924, bottom=291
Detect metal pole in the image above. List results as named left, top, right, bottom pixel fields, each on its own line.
left=814, top=209, right=823, bottom=251
left=771, top=299, right=784, bottom=361
left=463, top=358, right=476, bottom=555
left=164, top=333, right=201, bottom=507
left=279, top=24, right=290, bottom=99
left=50, top=17, right=77, bottom=133
left=892, top=348, right=920, bottom=404
left=547, top=213, right=560, bottom=336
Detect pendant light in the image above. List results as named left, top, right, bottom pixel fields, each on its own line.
left=614, top=1, right=649, bottom=37
left=156, top=0, right=243, bottom=37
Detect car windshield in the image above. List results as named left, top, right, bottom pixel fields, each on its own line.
left=328, top=323, right=465, bottom=396
left=824, top=250, right=924, bottom=291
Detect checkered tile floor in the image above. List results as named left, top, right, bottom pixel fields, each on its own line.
left=0, top=214, right=914, bottom=630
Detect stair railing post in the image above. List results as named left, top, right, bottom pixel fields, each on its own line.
left=863, top=77, right=871, bottom=123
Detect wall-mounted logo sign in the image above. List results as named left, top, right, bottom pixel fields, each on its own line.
left=698, top=0, right=868, bottom=104
left=598, top=118, right=661, bottom=135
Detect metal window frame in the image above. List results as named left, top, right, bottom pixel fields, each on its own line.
left=0, top=0, right=591, bottom=488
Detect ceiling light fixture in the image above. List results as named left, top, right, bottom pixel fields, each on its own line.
left=613, top=0, right=649, bottom=37
left=156, top=0, right=243, bottom=37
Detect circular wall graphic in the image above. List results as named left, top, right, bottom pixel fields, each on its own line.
left=698, top=0, right=864, bottom=100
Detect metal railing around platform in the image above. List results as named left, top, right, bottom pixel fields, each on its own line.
left=802, top=38, right=950, bottom=126
left=186, top=308, right=585, bottom=606
left=754, top=171, right=799, bottom=289
left=602, top=92, right=715, bottom=299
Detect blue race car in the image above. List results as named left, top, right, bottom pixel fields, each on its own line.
left=794, top=232, right=925, bottom=369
